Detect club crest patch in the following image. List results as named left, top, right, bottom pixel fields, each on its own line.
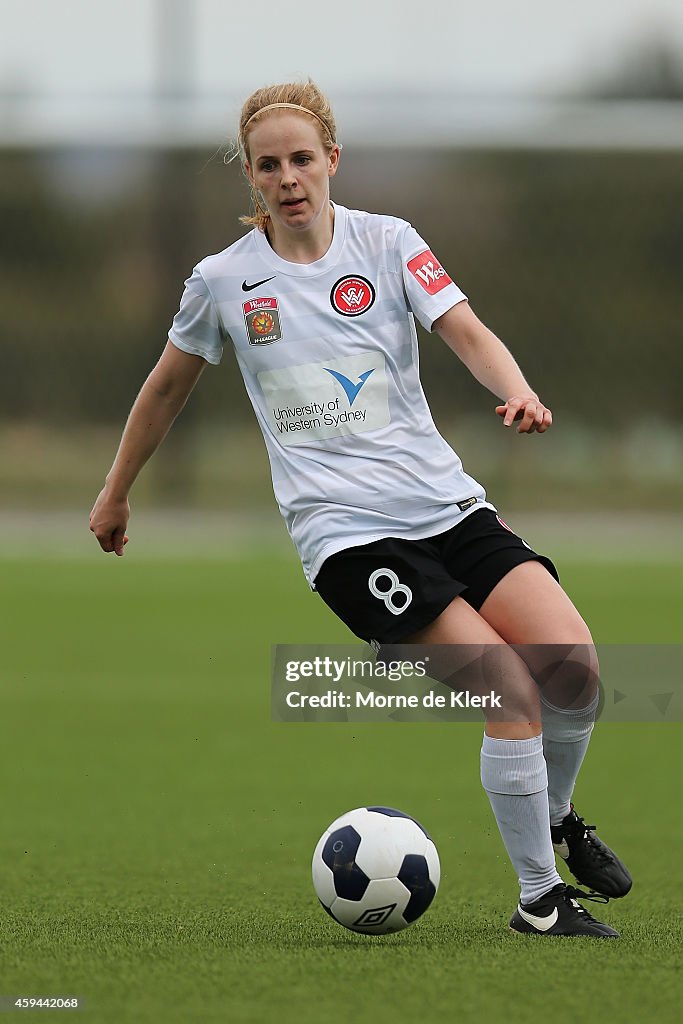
left=330, top=275, right=376, bottom=317
left=243, top=296, right=283, bottom=345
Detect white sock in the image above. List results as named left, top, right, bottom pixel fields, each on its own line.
left=480, top=733, right=563, bottom=905
left=541, top=693, right=599, bottom=826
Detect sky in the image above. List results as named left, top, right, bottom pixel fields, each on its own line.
left=2, top=0, right=683, bottom=98
left=1, top=0, right=682, bottom=147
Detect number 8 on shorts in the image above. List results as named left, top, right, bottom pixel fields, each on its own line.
left=368, top=568, right=413, bottom=616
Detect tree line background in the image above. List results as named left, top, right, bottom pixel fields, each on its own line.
left=2, top=143, right=682, bottom=511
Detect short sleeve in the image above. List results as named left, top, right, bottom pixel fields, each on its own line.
left=400, top=225, right=468, bottom=332
left=168, top=265, right=225, bottom=366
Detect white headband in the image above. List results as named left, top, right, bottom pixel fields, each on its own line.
left=243, top=102, right=332, bottom=138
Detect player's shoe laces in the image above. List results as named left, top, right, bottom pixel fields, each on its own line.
left=509, top=883, right=619, bottom=938
left=551, top=805, right=632, bottom=898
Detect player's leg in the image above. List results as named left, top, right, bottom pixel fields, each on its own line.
left=405, top=596, right=617, bottom=936
left=315, top=532, right=619, bottom=933
left=478, top=561, right=631, bottom=898
left=405, top=597, right=565, bottom=904
left=479, top=561, right=598, bottom=824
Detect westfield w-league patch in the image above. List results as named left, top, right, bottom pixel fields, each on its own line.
left=243, top=296, right=283, bottom=345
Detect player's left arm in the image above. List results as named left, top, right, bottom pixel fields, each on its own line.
left=433, top=300, right=552, bottom=434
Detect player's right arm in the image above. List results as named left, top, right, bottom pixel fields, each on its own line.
left=89, top=341, right=206, bottom=555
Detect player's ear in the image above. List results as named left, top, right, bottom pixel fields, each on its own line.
left=244, top=161, right=255, bottom=186
left=328, top=144, right=341, bottom=179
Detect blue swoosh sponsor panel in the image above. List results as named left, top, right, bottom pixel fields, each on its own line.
left=323, top=368, right=375, bottom=406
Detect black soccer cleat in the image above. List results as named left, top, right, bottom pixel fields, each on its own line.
left=551, top=805, right=632, bottom=898
left=509, top=883, right=619, bottom=938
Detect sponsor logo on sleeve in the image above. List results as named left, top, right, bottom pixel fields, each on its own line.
left=330, top=275, right=376, bottom=317
left=407, top=249, right=453, bottom=295
left=243, top=296, right=283, bottom=345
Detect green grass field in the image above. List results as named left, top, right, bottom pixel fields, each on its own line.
left=1, top=552, right=681, bottom=1023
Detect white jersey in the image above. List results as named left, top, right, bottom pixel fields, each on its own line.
left=169, top=203, right=493, bottom=584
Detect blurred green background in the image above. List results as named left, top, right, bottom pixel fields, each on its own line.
left=2, top=132, right=682, bottom=1024
left=2, top=7, right=683, bottom=1020
left=2, top=146, right=682, bottom=517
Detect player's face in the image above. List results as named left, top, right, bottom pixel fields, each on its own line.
left=245, top=112, right=339, bottom=236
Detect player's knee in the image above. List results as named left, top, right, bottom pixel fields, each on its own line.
left=535, top=640, right=600, bottom=709
left=480, top=646, right=542, bottom=725
left=516, top=676, right=543, bottom=723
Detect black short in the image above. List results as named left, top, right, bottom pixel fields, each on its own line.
left=314, top=508, right=559, bottom=645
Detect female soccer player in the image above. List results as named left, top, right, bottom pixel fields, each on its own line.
left=90, top=80, right=631, bottom=937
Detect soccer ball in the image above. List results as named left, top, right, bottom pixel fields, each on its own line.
left=311, top=806, right=440, bottom=934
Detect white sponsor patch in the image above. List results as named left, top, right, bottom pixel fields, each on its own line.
left=257, top=351, right=390, bottom=445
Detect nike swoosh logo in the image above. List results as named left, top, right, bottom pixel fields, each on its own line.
left=323, top=368, right=375, bottom=406
left=553, top=839, right=570, bottom=860
left=242, top=276, right=276, bottom=292
left=517, top=905, right=559, bottom=932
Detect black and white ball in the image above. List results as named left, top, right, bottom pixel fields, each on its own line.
left=312, top=806, right=440, bottom=934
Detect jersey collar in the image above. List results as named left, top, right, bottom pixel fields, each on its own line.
left=252, top=202, right=347, bottom=277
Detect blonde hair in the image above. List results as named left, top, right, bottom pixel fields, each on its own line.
left=235, top=80, right=338, bottom=232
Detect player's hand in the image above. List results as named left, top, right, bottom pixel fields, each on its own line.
left=89, top=488, right=130, bottom=555
left=495, top=395, right=552, bottom=434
